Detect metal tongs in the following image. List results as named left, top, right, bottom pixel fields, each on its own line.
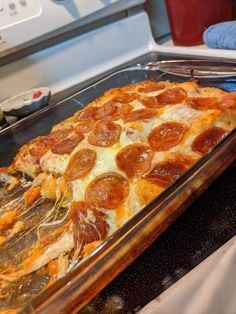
left=137, top=60, right=236, bottom=78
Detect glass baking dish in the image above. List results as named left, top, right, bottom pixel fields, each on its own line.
left=0, top=61, right=236, bottom=313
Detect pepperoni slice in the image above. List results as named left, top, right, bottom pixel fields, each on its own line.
left=74, top=120, right=94, bottom=133
left=76, top=106, right=96, bottom=121
left=70, top=201, right=108, bottom=244
left=92, top=102, right=133, bottom=121
left=156, top=87, right=187, bottom=105
left=111, top=103, right=133, bottom=120
left=93, top=101, right=118, bottom=120
left=141, top=97, right=161, bottom=108
left=116, top=144, right=154, bottom=178
left=145, top=160, right=187, bottom=187
left=64, top=149, right=96, bottom=181
left=29, top=129, right=71, bottom=160
left=112, top=93, right=138, bottom=103
left=148, top=122, right=188, bottom=151
left=51, top=134, right=84, bottom=155
left=88, top=120, right=121, bottom=147
left=138, top=81, right=166, bottom=93
left=142, top=88, right=187, bottom=108
left=218, top=93, right=236, bottom=110
left=85, top=172, right=129, bottom=209
left=124, top=109, right=157, bottom=123
left=29, top=141, right=50, bottom=160
left=192, top=127, right=228, bottom=155
left=187, top=97, right=219, bottom=110
left=47, top=129, right=71, bottom=142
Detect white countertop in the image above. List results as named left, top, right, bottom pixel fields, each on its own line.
left=139, top=236, right=236, bottom=314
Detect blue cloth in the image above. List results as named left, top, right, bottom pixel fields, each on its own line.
left=203, top=21, right=236, bottom=50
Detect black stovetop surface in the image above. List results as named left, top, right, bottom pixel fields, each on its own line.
left=81, top=162, right=236, bottom=314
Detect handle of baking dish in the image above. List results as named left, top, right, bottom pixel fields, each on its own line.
left=137, top=60, right=236, bottom=78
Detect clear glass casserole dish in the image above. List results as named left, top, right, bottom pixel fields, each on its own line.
left=0, top=61, right=235, bottom=313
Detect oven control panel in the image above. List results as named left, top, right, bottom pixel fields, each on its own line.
left=0, top=0, right=143, bottom=53
left=0, top=0, right=41, bottom=29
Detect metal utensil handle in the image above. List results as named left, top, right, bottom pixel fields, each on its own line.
left=137, top=60, right=236, bottom=78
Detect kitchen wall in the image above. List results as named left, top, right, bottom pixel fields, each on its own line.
left=144, top=0, right=170, bottom=39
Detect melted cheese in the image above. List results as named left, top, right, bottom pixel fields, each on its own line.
left=161, top=104, right=203, bottom=125
left=40, top=153, right=69, bottom=175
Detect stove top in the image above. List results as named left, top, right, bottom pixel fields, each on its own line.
left=1, top=49, right=235, bottom=313
left=1, top=3, right=236, bottom=311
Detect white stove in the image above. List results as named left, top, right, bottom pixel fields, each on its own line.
left=0, top=1, right=235, bottom=312
left=0, top=0, right=140, bottom=52
left=0, top=0, right=236, bottom=103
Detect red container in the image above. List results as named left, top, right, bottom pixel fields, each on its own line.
left=165, top=0, right=233, bottom=46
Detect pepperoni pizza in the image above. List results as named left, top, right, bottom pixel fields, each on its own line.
left=7, top=80, right=236, bottom=235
